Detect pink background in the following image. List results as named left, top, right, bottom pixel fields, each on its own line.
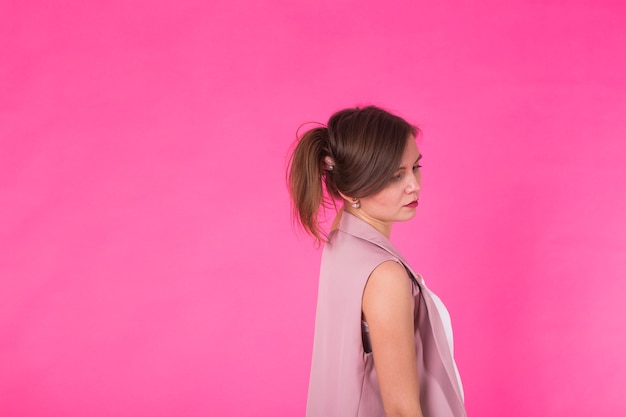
left=2, top=0, right=625, bottom=415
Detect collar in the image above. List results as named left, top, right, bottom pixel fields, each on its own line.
left=336, top=211, right=424, bottom=286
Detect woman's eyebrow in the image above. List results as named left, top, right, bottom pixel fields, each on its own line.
left=397, top=154, right=423, bottom=170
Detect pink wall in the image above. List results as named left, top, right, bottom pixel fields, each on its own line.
left=2, top=0, right=625, bottom=415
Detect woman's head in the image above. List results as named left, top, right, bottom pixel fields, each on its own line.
left=288, top=106, right=419, bottom=242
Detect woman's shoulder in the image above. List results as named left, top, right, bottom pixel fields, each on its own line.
left=321, top=230, right=403, bottom=280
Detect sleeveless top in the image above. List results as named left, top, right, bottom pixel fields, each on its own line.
left=306, top=212, right=466, bottom=417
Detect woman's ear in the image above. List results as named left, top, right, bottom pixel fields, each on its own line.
left=337, top=191, right=353, bottom=205
left=338, top=191, right=361, bottom=209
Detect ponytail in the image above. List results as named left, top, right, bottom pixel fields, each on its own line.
left=287, top=127, right=333, bottom=243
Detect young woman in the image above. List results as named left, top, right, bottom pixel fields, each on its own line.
left=288, top=106, right=466, bottom=417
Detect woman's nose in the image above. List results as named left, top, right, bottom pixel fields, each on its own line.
left=406, top=172, right=421, bottom=192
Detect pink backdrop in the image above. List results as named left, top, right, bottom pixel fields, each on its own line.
left=2, top=0, right=625, bottom=415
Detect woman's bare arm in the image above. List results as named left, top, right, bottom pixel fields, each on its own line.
left=362, top=260, right=422, bottom=417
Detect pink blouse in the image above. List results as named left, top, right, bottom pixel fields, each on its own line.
left=306, top=212, right=466, bottom=417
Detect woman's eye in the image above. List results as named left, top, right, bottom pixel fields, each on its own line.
left=412, top=164, right=422, bottom=171
left=391, top=174, right=402, bottom=181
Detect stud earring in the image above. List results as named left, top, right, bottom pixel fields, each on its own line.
left=351, top=198, right=360, bottom=209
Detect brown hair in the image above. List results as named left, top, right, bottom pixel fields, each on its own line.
left=287, top=106, right=418, bottom=243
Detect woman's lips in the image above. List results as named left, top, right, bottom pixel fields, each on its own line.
left=404, top=200, right=419, bottom=208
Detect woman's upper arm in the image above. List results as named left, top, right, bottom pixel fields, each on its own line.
left=362, top=260, right=422, bottom=417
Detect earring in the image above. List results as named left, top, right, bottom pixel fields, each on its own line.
left=351, top=198, right=360, bottom=209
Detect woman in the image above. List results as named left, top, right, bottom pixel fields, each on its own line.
left=288, top=106, right=466, bottom=417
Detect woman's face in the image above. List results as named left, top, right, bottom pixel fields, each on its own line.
left=351, top=136, right=422, bottom=236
